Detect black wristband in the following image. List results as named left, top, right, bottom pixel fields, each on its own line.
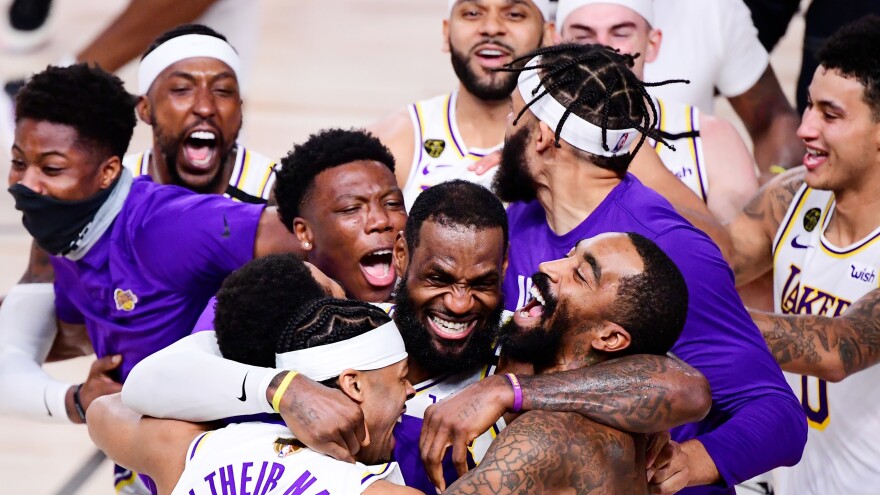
left=73, top=384, right=87, bottom=423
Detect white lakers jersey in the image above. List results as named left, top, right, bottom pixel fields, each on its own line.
left=771, top=185, right=880, bottom=495
left=402, top=92, right=502, bottom=210
left=647, top=97, right=709, bottom=202
left=172, top=422, right=403, bottom=495
left=123, top=145, right=277, bottom=203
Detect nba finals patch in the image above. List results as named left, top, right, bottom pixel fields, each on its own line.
left=273, top=437, right=306, bottom=458
left=424, top=139, right=445, bottom=158
left=803, top=208, right=821, bottom=232
left=113, top=288, right=138, bottom=312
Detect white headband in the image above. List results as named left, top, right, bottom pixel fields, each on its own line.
left=448, top=0, right=551, bottom=21
left=275, top=320, right=408, bottom=381
left=138, top=34, right=241, bottom=94
left=555, top=0, right=654, bottom=30
left=517, top=56, right=638, bottom=156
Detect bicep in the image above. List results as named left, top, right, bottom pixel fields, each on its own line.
left=46, top=321, right=93, bottom=362
left=724, top=169, right=804, bottom=285
left=368, top=109, right=415, bottom=188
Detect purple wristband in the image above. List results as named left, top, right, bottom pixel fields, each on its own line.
left=505, top=373, right=523, bottom=412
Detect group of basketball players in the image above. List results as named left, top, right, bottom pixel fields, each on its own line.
left=1, top=0, right=880, bottom=494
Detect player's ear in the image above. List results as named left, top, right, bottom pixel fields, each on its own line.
left=136, top=95, right=153, bottom=125
left=535, top=121, right=555, bottom=153
left=98, top=156, right=122, bottom=189
left=645, top=28, right=663, bottom=63
left=442, top=19, right=451, bottom=53
left=337, top=369, right=366, bottom=404
left=294, top=218, right=315, bottom=253
left=545, top=21, right=558, bottom=46
left=591, top=322, right=631, bottom=353
left=393, top=231, right=409, bottom=279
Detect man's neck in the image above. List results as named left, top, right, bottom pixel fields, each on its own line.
left=454, top=85, right=509, bottom=150
left=406, top=359, right=435, bottom=386
left=537, top=333, right=604, bottom=375
left=534, top=157, right=622, bottom=235
left=149, top=142, right=237, bottom=195
left=827, top=172, right=880, bottom=246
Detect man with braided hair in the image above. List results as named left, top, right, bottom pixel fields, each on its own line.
left=424, top=43, right=805, bottom=494
left=89, top=257, right=417, bottom=495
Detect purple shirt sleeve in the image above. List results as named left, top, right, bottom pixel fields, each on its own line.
left=655, top=227, right=807, bottom=487
left=134, top=191, right=264, bottom=291
left=192, top=297, right=218, bottom=334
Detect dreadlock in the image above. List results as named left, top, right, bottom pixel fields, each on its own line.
left=276, top=298, right=393, bottom=387
left=498, top=43, right=687, bottom=174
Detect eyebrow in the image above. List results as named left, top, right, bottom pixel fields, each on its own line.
left=167, top=71, right=237, bottom=84
left=815, top=99, right=846, bottom=115
left=569, top=21, right=637, bottom=33
left=583, top=252, right=602, bottom=285
left=12, top=144, right=67, bottom=159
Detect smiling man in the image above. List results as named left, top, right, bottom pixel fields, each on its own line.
left=723, top=16, right=880, bottom=494
left=370, top=0, right=551, bottom=209
left=445, top=232, right=689, bottom=495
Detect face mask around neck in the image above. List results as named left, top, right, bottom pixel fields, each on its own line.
left=8, top=180, right=118, bottom=256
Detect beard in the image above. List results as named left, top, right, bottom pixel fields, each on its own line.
left=493, top=124, right=537, bottom=203
left=394, top=277, right=501, bottom=375
left=450, top=43, right=519, bottom=102
left=151, top=113, right=237, bottom=192
left=499, top=272, right=566, bottom=367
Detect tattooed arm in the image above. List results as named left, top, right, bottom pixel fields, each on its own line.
left=752, top=288, right=880, bottom=382
left=419, top=354, right=709, bottom=488
left=445, top=411, right=642, bottom=495
left=724, top=167, right=805, bottom=286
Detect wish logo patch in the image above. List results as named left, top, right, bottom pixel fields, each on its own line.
left=113, top=288, right=138, bottom=312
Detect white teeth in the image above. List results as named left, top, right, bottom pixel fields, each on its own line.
left=807, top=149, right=826, bottom=157
left=529, top=286, right=546, bottom=306
left=430, top=316, right=469, bottom=334
left=372, top=249, right=392, bottom=256
left=190, top=131, right=216, bottom=140
left=478, top=49, right=504, bottom=56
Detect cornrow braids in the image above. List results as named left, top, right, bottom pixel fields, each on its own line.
left=276, top=298, right=392, bottom=354
left=497, top=43, right=688, bottom=173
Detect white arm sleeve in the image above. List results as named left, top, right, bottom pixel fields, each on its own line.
left=121, top=331, right=280, bottom=421
left=0, top=283, right=72, bottom=422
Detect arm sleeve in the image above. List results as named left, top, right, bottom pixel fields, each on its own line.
left=121, top=331, right=280, bottom=421
left=0, top=283, right=72, bottom=422
left=715, top=0, right=771, bottom=97
left=656, top=228, right=806, bottom=486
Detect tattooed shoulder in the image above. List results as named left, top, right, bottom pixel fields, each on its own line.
left=447, top=411, right=642, bottom=495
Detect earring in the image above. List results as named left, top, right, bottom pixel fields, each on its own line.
left=303, top=242, right=311, bottom=248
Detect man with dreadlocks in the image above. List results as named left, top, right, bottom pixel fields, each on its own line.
left=480, top=43, right=804, bottom=493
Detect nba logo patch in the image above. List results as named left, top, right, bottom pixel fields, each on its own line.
left=113, top=288, right=138, bottom=312
left=274, top=437, right=305, bottom=458
left=424, top=139, right=446, bottom=158
left=612, top=133, right=630, bottom=153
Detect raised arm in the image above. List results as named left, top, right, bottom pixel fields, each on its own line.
left=700, top=114, right=760, bottom=223
left=724, top=167, right=805, bottom=286
left=752, top=287, right=880, bottom=382
left=122, top=331, right=367, bottom=462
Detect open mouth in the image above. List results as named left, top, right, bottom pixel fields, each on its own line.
left=513, top=285, right=549, bottom=326
left=473, top=44, right=512, bottom=68
left=359, top=249, right=395, bottom=288
left=426, top=314, right=477, bottom=341
left=803, top=147, right=828, bottom=170
left=182, top=130, right=219, bottom=170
